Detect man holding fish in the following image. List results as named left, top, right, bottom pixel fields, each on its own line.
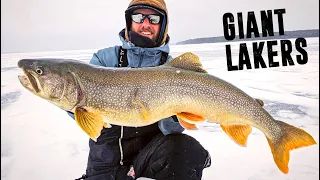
left=70, top=0, right=211, bottom=179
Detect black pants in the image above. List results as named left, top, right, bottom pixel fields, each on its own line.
left=81, top=133, right=211, bottom=180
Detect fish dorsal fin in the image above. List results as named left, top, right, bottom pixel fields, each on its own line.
left=166, top=52, right=208, bottom=73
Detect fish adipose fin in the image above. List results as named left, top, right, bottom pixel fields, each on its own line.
left=220, top=124, right=252, bottom=147
left=166, top=52, right=208, bottom=73
left=255, top=98, right=264, bottom=106
left=74, top=107, right=105, bottom=142
left=267, top=120, right=317, bottom=174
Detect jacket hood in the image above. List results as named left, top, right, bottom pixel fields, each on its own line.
left=124, top=0, right=169, bottom=47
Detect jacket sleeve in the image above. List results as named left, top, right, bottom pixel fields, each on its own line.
left=90, top=47, right=120, bottom=67
left=158, top=116, right=185, bottom=135
left=67, top=111, right=75, bottom=120
left=167, top=54, right=173, bottom=61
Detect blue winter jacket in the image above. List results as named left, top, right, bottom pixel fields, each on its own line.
left=67, top=29, right=184, bottom=134
left=87, top=30, right=184, bottom=135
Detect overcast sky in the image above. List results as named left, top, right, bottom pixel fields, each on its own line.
left=1, top=0, right=319, bottom=53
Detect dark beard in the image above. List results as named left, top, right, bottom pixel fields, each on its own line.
left=129, top=31, right=157, bottom=48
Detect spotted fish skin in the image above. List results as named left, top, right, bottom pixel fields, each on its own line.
left=17, top=52, right=316, bottom=174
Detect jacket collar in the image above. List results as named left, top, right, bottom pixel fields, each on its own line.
left=118, top=29, right=170, bottom=54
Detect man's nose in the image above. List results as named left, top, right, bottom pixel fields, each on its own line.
left=141, top=18, right=151, bottom=26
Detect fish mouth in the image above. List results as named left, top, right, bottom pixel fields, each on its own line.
left=18, top=69, right=40, bottom=93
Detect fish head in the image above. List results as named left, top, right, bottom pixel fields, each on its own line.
left=17, top=58, right=81, bottom=111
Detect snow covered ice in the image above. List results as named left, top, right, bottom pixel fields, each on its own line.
left=1, top=38, right=319, bottom=180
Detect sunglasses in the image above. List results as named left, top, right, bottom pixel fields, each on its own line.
left=131, top=13, right=161, bottom=24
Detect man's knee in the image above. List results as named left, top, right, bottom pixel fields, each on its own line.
left=141, top=133, right=211, bottom=180
left=160, top=134, right=208, bottom=157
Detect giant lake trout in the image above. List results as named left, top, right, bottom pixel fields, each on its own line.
left=17, top=52, right=316, bottom=174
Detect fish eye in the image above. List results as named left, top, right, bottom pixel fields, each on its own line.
left=36, top=68, right=43, bottom=75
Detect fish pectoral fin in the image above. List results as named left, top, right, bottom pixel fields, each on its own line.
left=165, top=52, right=207, bottom=73
left=266, top=120, right=317, bottom=174
left=138, top=101, right=150, bottom=121
left=177, top=116, right=198, bottom=130
left=177, top=112, right=206, bottom=123
left=255, top=98, right=264, bottom=106
left=132, top=90, right=150, bottom=121
left=74, top=107, right=104, bottom=142
left=221, top=124, right=252, bottom=147
left=132, top=99, right=150, bottom=121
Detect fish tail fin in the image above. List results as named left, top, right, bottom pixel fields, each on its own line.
left=266, top=120, right=317, bottom=174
